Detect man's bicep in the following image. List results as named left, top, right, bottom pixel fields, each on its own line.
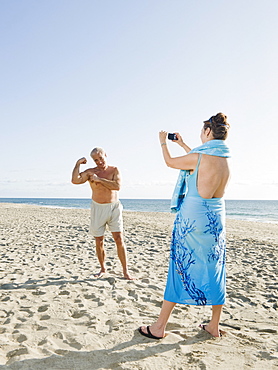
left=77, top=171, right=90, bottom=184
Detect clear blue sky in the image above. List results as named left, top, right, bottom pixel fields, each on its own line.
left=1, top=0, right=277, bottom=200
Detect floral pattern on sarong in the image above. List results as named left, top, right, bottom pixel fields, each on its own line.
left=203, top=201, right=226, bottom=265
left=170, top=213, right=207, bottom=305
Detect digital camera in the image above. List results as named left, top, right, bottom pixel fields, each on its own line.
left=168, top=133, right=177, bottom=140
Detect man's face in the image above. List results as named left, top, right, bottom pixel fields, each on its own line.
left=92, top=152, right=107, bottom=169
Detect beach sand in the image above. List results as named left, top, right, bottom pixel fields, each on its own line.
left=0, top=203, right=277, bottom=369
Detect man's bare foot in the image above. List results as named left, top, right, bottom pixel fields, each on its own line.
left=123, top=272, right=135, bottom=280
left=94, top=270, right=106, bottom=278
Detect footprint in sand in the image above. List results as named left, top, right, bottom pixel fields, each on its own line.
left=17, top=317, right=27, bottom=323
left=32, top=290, right=46, bottom=296
left=6, top=347, right=28, bottom=359
left=16, top=334, right=27, bottom=343
left=141, top=278, right=150, bottom=283
left=53, top=331, right=64, bottom=339
left=83, top=293, right=97, bottom=300
left=38, top=339, right=47, bottom=346
left=63, top=336, right=82, bottom=350
left=114, top=294, right=126, bottom=303
left=70, top=310, right=86, bottom=319
left=59, top=290, right=70, bottom=296
left=40, top=314, right=51, bottom=320
left=128, top=290, right=138, bottom=300
left=1, top=296, right=10, bottom=302
left=38, top=305, right=49, bottom=313
left=19, top=307, right=34, bottom=317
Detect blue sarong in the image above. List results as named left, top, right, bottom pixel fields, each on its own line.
left=164, top=140, right=230, bottom=306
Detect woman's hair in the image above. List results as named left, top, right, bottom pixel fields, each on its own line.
left=203, top=112, right=230, bottom=140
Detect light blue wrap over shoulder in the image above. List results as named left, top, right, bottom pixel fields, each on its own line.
left=170, top=139, right=230, bottom=213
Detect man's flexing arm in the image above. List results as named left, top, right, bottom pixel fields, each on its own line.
left=72, top=157, right=90, bottom=184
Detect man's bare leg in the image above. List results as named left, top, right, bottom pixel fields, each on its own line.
left=94, top=236, right=106, bottom=278
left=139, top=300, right=176, bottom=338
left=111, top=232, right=134, bottom=280
left=200, top=304, right=224, bottom=337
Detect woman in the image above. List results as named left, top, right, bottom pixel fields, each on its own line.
left=139, top=113, right=230, bottom=339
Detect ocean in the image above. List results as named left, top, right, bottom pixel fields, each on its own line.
left=0, top=198, right=277, bottom=223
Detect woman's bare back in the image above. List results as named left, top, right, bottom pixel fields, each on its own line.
left=197, top=154, right=230, bottom=199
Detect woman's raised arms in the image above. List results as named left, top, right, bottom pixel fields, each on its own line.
left=159, top=131, right=198, bottom=171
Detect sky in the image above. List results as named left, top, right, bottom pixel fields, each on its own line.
left=1, top=0, right=278, bottom=200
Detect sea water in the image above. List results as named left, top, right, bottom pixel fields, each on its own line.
left=0, top=198, right=277, bottom=223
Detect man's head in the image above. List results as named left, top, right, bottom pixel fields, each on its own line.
left=90, top=147, right=107, bottom=169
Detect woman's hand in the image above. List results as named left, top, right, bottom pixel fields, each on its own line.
left=173, top=132, right=184, bottom=146
left=159, top=130, right=167, bottom=145
left=174, top=132, right=192, bottom=153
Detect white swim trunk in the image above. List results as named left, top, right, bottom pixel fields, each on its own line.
left=89, top=200, right=123, bottom=237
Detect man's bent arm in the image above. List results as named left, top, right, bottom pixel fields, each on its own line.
left=92, top=168, right=121, bottom=190
left=72, top=158, right=90, bottom=184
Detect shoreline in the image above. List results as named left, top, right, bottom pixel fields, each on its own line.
left=0, top=203, right=277, bottom=369
left=0, top=201, right=278, bottom=224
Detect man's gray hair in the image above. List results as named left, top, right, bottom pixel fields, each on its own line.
left=90, top=147, right=106, bottom=157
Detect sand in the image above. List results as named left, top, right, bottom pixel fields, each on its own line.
left=0, top=203, right=277, bottom=369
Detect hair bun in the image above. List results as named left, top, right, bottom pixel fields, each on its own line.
left=211, top=113, right=229, bottom=127
left=204, top=112, right=230, bottom=140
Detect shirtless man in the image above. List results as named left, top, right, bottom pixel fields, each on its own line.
left=71, top=147, right=133, bottom=280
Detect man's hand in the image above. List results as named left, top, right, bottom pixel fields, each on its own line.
left=77, top=157, right=87, bottom=165
left=90, top=173, right=101, bottom=183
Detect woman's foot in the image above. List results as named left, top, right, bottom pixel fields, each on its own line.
left=199, top=324, right=225, bottom=337
left=139, top=324, right=165, bottom=339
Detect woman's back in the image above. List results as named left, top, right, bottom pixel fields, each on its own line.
left=189, top=154, right=230, bottom=199
left=198, top=154, right=230, bottom=199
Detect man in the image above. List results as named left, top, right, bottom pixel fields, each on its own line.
left=71, top=147, right=133, bottom=280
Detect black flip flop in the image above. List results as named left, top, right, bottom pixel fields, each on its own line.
left=138, top=326, right=164, bottom=340
left=199, top=324, right=223, bottom=337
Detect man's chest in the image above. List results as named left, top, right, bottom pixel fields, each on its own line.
left=91, top=168, right=114, bottom=180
